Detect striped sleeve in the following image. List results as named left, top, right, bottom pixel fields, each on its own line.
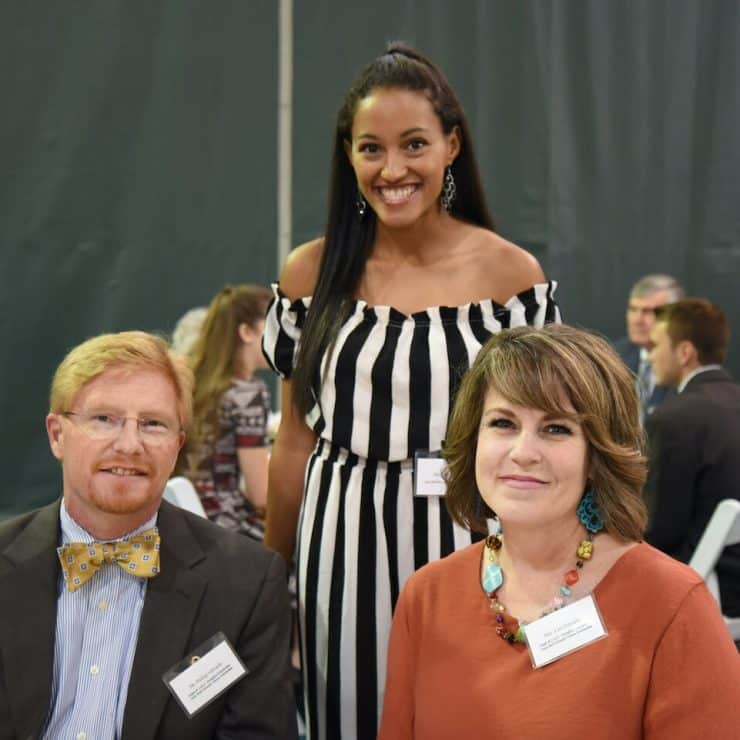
left=262, top=282, right=310, bottom=379
left=496, top=280, right=561, bottom=328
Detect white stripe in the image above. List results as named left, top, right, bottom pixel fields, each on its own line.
left=454, top=519, right=474, bottom=551
left=339, top=465, right=363, bottom=739
left=508, top=295, right=528, bottom=326
left=426, top=495, right=441, bottom=563
left=457, top=303, right=485, bottom=366
left=481, top=302, right=505, bottom=333
left=373, top=465, right=392, bottom=727
left=426, top=308, right=450, bottom=449
left=313, top=470, right=342, bottom=740
left=395, top=468, right=416, bottom=589
left=389, top=320, right=413, bottom=460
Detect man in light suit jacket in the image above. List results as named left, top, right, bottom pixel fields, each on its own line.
left=645, top=299, right=740, bottom=617
left=613, top=273, right=684, bottom=419
left=0, top=331, right=297, bottom=739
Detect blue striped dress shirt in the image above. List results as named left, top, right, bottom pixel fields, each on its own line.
left=42, top=501, right=157, bottom=740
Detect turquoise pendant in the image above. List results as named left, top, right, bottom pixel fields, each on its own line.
left=483, top=563, right=503, bottom=594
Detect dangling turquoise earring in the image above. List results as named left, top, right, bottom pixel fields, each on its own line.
left=577, top=489, right=604, bottom=533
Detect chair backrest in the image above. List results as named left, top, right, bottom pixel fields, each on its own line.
left=688, top=499, right=740, bottom=603
left=163, top=476, right=207, bottom=518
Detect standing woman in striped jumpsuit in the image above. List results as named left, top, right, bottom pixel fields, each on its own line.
left=262, top=43, right=560, bottom=739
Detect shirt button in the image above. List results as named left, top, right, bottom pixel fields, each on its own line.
left=77, top=733, right=87, bottom=740
left=98, top=600, right=108, bottom=611
left=90, top=665, right=100, bottom=675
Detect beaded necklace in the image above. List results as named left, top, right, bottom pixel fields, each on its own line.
left=480, top=532, right=595, bottom=644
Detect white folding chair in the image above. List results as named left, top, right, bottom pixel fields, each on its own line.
left=688, top=498, right=740, bottom=640
left=163, top=476, right=207, bottom=518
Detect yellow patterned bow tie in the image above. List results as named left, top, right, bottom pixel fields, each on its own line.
left=57, top=528, right=161, bottom=592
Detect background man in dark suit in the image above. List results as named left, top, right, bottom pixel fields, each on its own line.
left=613, top=274, right=684, bottom=421
left=645, top=299, right=740, bottom=617
left=0, top=331, right=297, bottom=739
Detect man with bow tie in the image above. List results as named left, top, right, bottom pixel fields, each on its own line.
left=0, top=331, right=296, bottom=740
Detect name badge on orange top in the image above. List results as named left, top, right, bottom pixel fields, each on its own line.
left=523, top=594, right=608, bottom=668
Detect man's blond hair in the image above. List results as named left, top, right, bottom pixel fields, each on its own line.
left=49, top=331, right=193, bottom=428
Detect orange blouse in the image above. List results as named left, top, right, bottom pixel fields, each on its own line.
left=379, top=542, right=740, bottom=740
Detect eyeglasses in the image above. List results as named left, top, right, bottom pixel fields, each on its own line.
left=62, top=412, right=181, bottom=446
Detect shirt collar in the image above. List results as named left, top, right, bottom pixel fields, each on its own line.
left=59, top=498, right=158, bottom=545
left=678, top=364, right=723, bottom=393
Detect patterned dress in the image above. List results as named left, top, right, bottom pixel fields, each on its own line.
left=262, top=282, right=560, bottom=739
left=188, top=376, right=270, bottom=541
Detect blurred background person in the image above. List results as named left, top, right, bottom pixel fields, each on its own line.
left=380, top=324, right=740, bottom=740
left=181, top=284, right=273, bottom=541
left=171, top=306, right=208, bottom=359
left=262, top=43, right=559, bottom=739
left=613, top=274, right=684, bottom=421
left=646, top=298, right=740, bottom=617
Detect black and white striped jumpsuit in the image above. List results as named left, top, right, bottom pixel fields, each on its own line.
left=263, top=281, right=560, bottom=739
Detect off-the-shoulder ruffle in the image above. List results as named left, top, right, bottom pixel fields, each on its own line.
left=262, top=280, right=559, bottom=378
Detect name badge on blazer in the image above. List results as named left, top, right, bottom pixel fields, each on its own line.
left=162, top=632, right=248, bottom=717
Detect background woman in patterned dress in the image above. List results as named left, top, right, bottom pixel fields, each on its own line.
left=262, top=43, right=560, bottom=738
left=181, top=284, right=273, bottom=540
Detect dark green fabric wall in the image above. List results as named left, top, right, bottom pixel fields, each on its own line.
left=2, top=0, right=738, bottom=516
left=1, top=1, right=278, bottom=515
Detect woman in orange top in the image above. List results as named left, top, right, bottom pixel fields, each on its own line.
left=379, top=324, right=740, bottom=740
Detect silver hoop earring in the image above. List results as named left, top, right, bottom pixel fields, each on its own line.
left=356, top=191, right=367, bottom=218
left=441, top=165, right=456, bottom=212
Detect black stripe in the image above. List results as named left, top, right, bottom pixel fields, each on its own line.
left=438, top=498, right=456, bottom=557
left=383, top=463, right=401, bottom=609
left=413, top=495, right=428, bottom=570
left=407, top=314, right=431, bottom=453
left=520, top=286, right=540, bottom=325
left=293, top=296, right=309, bottom=328
left=368, top=322, right=402, bottom=460
left=440, top=306, right=469, bottom=410
left=265, top=298, right=296, bottom=377
left=325, top=452, right=356, bottom=738
left=493, top=303, right=512, bottom=329
left=545, top=282, right=559, bottom=323
left=355, top=459, right=378, bottom=739
left=467, top=303, right=493, bottom=346
left=332, top=313, right=376, bottom=450
left=303, top=443, right=339, bottom=740
left=439, top=311, right=471, bottom=555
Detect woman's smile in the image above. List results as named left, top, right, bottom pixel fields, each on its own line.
left=375, top=183, right=420, bottom=205
left=497, top=474, right=548, bottom=489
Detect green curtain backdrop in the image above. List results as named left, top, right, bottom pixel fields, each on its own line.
left=2, top=0, right=738, bottom=516
left=1, top=1, right=278, bottom=515
left=292, top=0, right=739, bottom=339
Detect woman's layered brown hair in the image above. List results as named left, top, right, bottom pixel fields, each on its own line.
left=445, top=324, right=648, bottom=541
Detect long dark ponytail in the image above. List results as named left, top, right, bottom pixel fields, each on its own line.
left=291, top=42, right=495, bottom=415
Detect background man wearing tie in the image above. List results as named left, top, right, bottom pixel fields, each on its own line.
left=613, top=273, right=685, bottom=421
left=644, top=299, right=740, bottom=618
left=0, top=331, right=296, bottom=739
